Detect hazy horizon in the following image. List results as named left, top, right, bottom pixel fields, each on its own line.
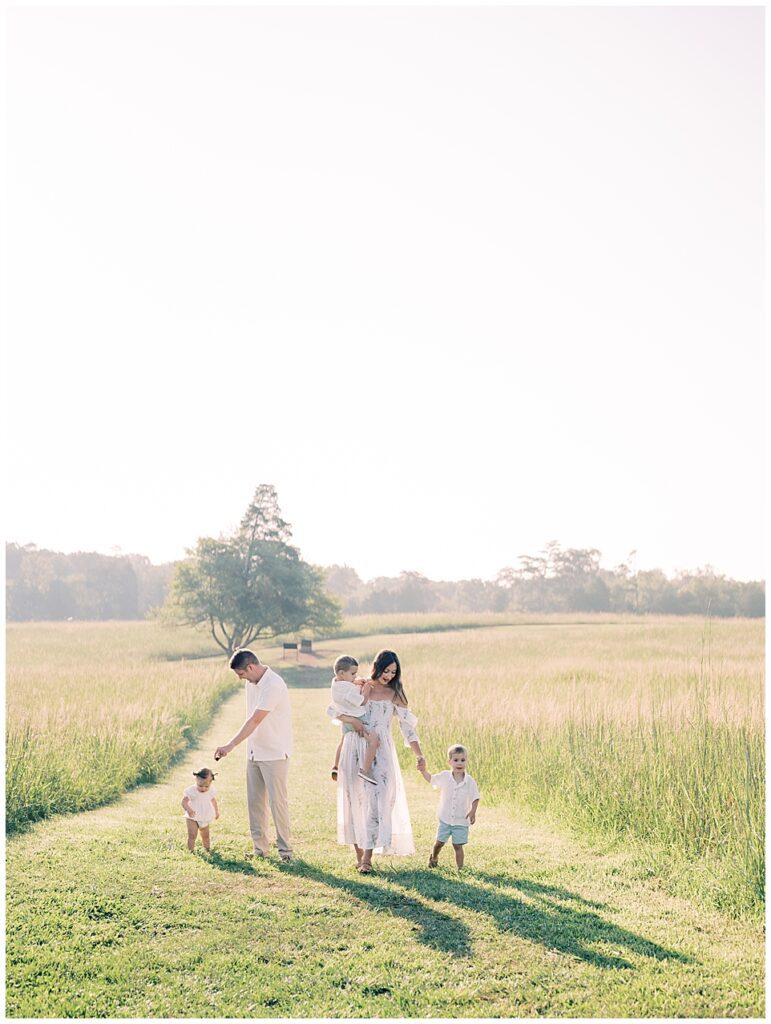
left=5, top=7, right=764, bottom=587
left=5, top=534, right=764, bottom=585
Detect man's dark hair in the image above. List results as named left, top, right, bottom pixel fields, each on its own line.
left=229, top=648, right=259, bottom=670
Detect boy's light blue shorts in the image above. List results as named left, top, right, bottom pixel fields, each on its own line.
left=437, top=820, right=469, bottom=845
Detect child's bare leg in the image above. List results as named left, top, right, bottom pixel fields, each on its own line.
left=361, top=731, right=379, bottom=776
left=429, top=840, right=444, bottom=867
left=357, top=731, right=378, bottom=784
left=199, top=825, right=211, bottom=852
left=453, top=844, right=464, bottom=869
left=185, top=817, right=199, bottom=851
left=331, top=737, right=343, bottom=780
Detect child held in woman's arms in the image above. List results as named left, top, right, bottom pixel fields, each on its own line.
left=329, top=655, right=379, bottom=785
left=182, top=768, right=220, bottom=852
left=420, top=745, right=480, bottom=869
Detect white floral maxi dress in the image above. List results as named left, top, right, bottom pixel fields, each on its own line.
left=336, top=699, right=419, bottom=856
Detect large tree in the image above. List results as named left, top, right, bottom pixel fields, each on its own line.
left=167, top=485, right=342, bottom=654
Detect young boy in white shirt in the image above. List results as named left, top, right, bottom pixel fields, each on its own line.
left=328, top=655, right=379, bottom=785
left=420, top=744, right=480, bottom=869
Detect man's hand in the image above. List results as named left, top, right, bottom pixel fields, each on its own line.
left=466, top=811, right=476, bottom=825
left=214, top=743, right=232, bottom=761
left=416, top=755, right=426, bottom=771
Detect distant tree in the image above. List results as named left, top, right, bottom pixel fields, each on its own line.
left=395, top=571, right=431, bottom=612
left=352, top=577, right=401, bottom=614
left=127, top=555, right=176, bottom=615
left=672, top=568, right=738, bottom=617
left=5, top=543, right=142, bottom=620
left=735, top=581, right=765, bottom=618
left=166, top=484, right=342, bottom=654
left=323, top=564, right=365, bottom=610
left=546, top=544, right=609, bottom=612
left=635, top=569, right=678, bottom=614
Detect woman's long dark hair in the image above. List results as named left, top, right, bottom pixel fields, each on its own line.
left=371, top=649, right=408, bottom=705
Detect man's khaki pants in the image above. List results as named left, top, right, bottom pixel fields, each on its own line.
left=246, top=756, right=292, bottom=856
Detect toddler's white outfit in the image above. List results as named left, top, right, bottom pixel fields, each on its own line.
left=328, top=678, right=368, bottom=733
left=183, top=784, right=217, bottom=826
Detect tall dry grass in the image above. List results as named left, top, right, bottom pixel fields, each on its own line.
left=6, top=621, right=235, bottom=833
left=384, top=616, right=764, bottom=917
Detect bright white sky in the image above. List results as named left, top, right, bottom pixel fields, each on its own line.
left=4, top=5, right=765, bottom=583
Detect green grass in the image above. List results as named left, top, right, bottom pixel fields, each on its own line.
left=357, top=618, right=764, bottom=919
left=6, top=616, right=764, bottom=919
left=5, top=621, right=236, bottom=833
left=6, top=684, right=764, bottom=1018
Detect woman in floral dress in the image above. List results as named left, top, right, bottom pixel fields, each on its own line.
left=335, top=650, right=426, bottom=873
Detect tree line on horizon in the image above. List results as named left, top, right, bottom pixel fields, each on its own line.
left=324, top=543, right=765, bottom=618
left=6, top=538, right=764, bottom=624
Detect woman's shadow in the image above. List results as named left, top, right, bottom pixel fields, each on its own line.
left=206, top=854, right=694, bottom=968
left=382, top=866, right=695, bottom=969
left=206, top=852, right=474, bottom=956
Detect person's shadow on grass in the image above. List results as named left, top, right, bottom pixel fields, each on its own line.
left=206, top=852, right=473, bottom=956
left=206, top=849, right=262, bottom=874
left=204, top=853, right=692, bottom=969
left=384, top=865, right=694, bottom=970
left=293, top=861, right=475, bottom=956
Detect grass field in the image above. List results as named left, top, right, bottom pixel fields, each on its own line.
left=368, top=616, right=764, bottom=918
left=5, top=614, right=765, bottom=1016
left=6, top=621, right=234, bottom=833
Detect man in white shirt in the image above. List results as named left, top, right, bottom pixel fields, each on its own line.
left=214, top=648, right=294, bottom=861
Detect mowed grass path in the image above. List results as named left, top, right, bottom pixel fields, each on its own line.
left=7, top=654, right=764, bottom=1018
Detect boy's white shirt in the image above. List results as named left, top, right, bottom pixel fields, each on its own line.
left=329, top=677, right=368, bottom=719
left=430, top=770, right=481, bottom=825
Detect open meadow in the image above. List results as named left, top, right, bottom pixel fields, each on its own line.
left=5, top=614, right=765, bottom=1016
left=6, top=620, right=237, bottom=833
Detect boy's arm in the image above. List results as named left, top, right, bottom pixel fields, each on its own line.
left=358, top=679, right=374, bottom=701
left=419, top=766, right=432, bottom=783
left=467, top=798, right=480, bottom=824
